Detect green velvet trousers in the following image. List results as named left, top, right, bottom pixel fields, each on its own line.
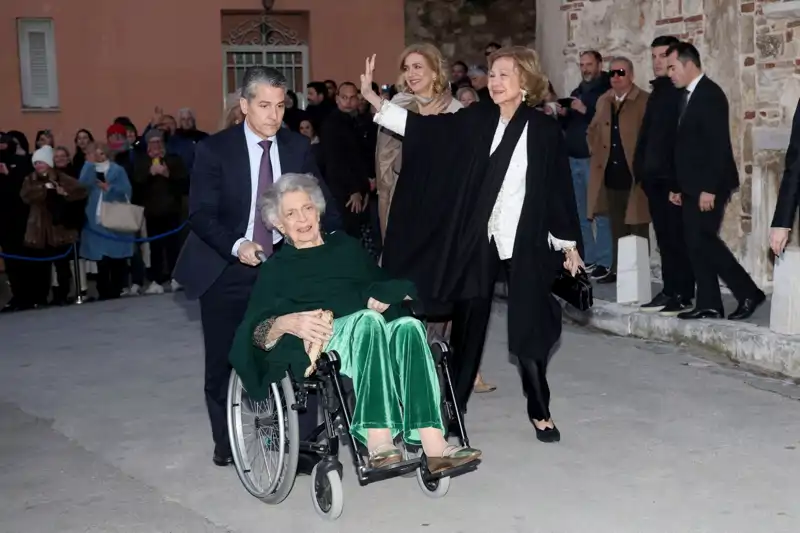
left=325, top=309, right=444, bottom=446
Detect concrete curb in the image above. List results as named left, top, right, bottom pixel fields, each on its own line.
left=564, top=299, right=800, bottom=380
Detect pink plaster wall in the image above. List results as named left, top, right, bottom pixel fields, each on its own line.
left=0, top=0, right=404, bottom=147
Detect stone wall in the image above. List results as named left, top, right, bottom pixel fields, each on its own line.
left=405, top=0, right=536, bottom=66
left=548, top=0, right=800, bottom=288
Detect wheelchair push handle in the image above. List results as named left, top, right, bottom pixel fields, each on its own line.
left=256, top=250, right=268, bottom=264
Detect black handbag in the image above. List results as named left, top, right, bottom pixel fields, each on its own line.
left=552, top=268, right=593, bottom=311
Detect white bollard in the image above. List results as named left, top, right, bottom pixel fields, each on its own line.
left=616, top=235, right=652, bottom=305
left=770, top=247, right=800, bottom=335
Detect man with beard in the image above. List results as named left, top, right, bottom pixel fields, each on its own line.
left=305, top=81, right=335, bottom=135
left=320, top=82, right=371, bottom=240
left=560, top=50, right=614, bottom=281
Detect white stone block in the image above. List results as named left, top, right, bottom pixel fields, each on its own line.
left=763, top=0, right=800, bottom=20
left=770, top=247, right=800, bottom=335
left=616, top=235, right=652, bottom=305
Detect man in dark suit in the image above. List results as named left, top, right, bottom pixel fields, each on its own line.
left=666, top=42, right=765, bottom=321
left=770, top=99, right=800, bottom=256
left=320, top=82, right=371, bottom=239
left=173, top=66, right=341, bottom=467
left=634, top=35, right=696, bottom=316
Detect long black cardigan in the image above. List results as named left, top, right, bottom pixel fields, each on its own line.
left=381, top=102, right=583, bottom=363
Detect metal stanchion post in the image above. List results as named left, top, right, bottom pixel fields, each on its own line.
left=72, top=244, right=84, bottom=305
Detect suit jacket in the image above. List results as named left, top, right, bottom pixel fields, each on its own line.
left=674, top=75, right=739, bottom=197
left=771, top=98, right=800, bottom=229
left=320, top=110, right=371, bottom=206
left=173, top=123, right=342, bottom=300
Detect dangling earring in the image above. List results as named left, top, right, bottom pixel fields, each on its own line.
left=521, top=89, right=528, bottom=101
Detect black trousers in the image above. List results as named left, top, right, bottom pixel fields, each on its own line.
left=643, top=181, right=694, bottom=299
left=200, top=262, right=259, bottom=456
left=448, top=259, right=553, bottom=421
left=147, top=214, right=182, bottom=285
left=682, top=193, right=760, bottom=310
left=605, top=187, right=650, bottom=275
left=49, top=246, right=74, bottom=302
left=2, top=244, right=41, bottom=308
left=20, top=249, right=55, bottom=306
left=96, top=257, right=128, bottom=300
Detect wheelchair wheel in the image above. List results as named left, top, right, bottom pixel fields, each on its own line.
left=227, top=371, right=299, bottom=504
left=310, top=463, right=344, bottom=521
left=416, top=468, right=451, bottom=499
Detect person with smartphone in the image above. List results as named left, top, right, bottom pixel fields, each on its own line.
left=19, top=145, right=88, bottom=306
left=131, top=129, right=188, bottom=294
left=559, top=50, right=614, bottom=281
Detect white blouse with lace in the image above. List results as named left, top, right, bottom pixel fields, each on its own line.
left=373, top=101, right=576, bottom=260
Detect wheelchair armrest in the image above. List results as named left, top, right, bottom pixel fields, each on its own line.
left=400, top=299, right=426, bottom=318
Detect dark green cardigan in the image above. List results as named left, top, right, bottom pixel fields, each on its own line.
left=229, top=232, right=417, bottom=400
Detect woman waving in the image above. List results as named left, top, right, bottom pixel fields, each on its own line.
left=359, top=47, right=583, bottom=443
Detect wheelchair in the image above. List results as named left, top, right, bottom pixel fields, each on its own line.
left=225, top=337, right=478, bottom=521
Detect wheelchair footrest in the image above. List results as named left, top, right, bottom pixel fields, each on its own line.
left=421, top=459, right=481, bottom=482
left=357, top=458, right=421, bottom=485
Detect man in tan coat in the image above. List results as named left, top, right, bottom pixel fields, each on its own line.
left=587, top=56, right=651, bottom=283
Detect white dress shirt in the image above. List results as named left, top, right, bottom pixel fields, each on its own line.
left=231, top=121, right=283, bottom=256
left=373, top=102, right=576, bottom=260
left=685, top=73, right=704, bottom=103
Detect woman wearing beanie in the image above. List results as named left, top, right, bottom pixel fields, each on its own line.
left=20, top=146, right=88, bottom=305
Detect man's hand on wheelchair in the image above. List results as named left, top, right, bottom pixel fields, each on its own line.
left=237, top=240, right=264, bottom=267
left=367, top=297, right=390, bottom=314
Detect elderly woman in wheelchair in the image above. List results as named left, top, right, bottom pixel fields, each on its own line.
left=227, top=172, right=480, bottom=517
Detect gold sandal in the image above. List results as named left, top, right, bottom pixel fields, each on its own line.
left=367, top=444, right=402, bottom=469
left=473, top=381, right=497, bottom=393
left=426, top=445, right=482, bottom=475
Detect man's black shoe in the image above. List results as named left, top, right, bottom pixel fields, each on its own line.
left=677, top=308, right=724, bottom=320
left=596, top=272, right=616, bottom=284
left=659, top=298, right=693, bottom=317
left=728, top=291, right=766, bottom=321
left=213, top=452, right=233, bottom=467
left=640, top=292, right=672, bottom=313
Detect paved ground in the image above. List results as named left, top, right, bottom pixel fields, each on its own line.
left=1, top=295, right=799, bottom=533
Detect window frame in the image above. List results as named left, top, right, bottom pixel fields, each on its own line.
left=17, top=18, right=59, bottom=110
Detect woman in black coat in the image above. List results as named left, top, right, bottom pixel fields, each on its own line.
left=359, top=47, right=584, bottom=442
left=0, top=131, right=37, bottom=311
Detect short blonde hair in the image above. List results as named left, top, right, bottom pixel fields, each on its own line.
left=456, top=86, right=479, bottom=102
left=395, top=43, right=449, bottom=96
left=220, top=93, right=244, bottom=131
left=488, top=46, right=550, bottom=106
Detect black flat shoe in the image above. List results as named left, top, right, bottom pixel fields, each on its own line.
left=532, top=423, right=561, bottom=443
left=728, top=291, right=766, bottom=321
left=212, top=452, right=233, bottom=467
left=677, top=308, right=724, bottom=320
left=596, top=273, right=617, bottom=285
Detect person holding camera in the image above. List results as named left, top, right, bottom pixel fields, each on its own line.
left=19, top=145, right=88, bottom=306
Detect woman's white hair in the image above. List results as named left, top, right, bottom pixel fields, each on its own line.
left=258, top=172, right=327, bottom=229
